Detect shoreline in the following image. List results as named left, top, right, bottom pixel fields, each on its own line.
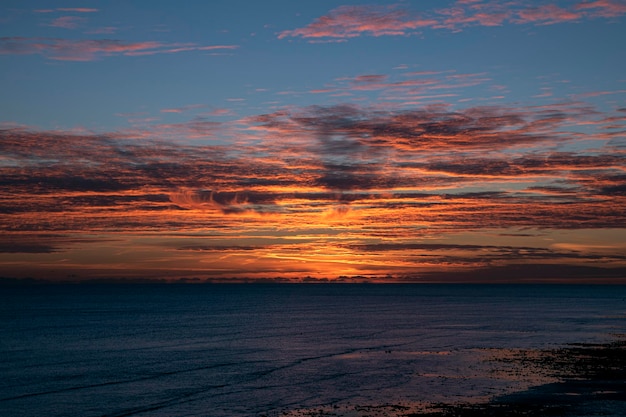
left=423, top=339, right=626, bottom=417
left=278, top=339, right=626, bottom=417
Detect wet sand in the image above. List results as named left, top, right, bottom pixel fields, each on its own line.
left=277, top=339, right=626, bottom=417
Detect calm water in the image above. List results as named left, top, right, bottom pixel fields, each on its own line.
left=1, top=284, right=625, bottom=417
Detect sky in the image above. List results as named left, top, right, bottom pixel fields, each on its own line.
left=1, top=0, right=625, bottom=283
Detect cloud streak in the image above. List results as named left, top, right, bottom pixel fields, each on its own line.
left=35, top=8, right=99, bottom=13
left=47, top=16, right=87, bottom=29
left=0, top=37, right=238, bottom=61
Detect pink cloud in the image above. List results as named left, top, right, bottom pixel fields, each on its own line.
left=86, top=27, right=119, bottom=35
left=436, top=6, right=511, bottom=29
left=57, top=8, right=99, bottom=13
left=197, top=45, right=239, bottom=51
left=280, top=2, right=626, bottom=40
left=576, top=0, right=626, bottom=17
left=207, top=108, right=233, bottom=116
left=278, top=5, right=438, bottom=40
left=125, top=44, right=238, bottom=56
left=0, top=37, right=239, bottom=61
left=353, top=74, right=389, bottom=83
left=516, top=5, right=582, bottom=25
left=161, top=104, right=208, bottom=114
left=573, top=89, right=626, bottom=98
left=319, top=71, right=489, bottom=100
left=48, top=16, right=86, bottom=29
left=34, top=7, right=99, bottom=14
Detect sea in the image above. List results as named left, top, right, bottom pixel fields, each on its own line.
left=1, top=283, right=625, bottom=417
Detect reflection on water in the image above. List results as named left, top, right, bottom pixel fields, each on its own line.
left=1, top=284, right=625, bottom=416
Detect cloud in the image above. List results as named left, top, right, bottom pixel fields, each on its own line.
left=345, top=242, right=626, bottom=264
left=169, top=189, right=279, bottom=214
left=148, top=118, right=222, bottom=139
left=353, top=74, right=389, bottom=83
left=250, top=103, right=587, bottom=155
left=47, top=16, right=86, bottom=29
left=2, top=96, right=625, bottom=279
left=405, top=264, right=626, bottom=283
left=242, top=102, right=625, bottom=230
left=35, top=8, right=99, bottom=13
left=422, top=152, right=626, bottom=179
left=0, top=234, right=120, bottom=254
left=278, top=5, right=438, bottom=40
left=0, top=242, right=58, bottom=253
left=279, top=2, right=626, bottom=40
left=306, top=71, right=491, bottom=104
left=0, top=37, right=239, bottom=61
left=177, top=245, right=260, bottom=251
left=436, top=3, right=512, bottom=29
left=515, top=5, right=582, bottom=25
left=57, top=8, right=99, bottom=13
left=575, top=0, right=626, bottom=17
left=161, top=104, right=208, bottom=114
left=85, top=26, right=119, bottom=35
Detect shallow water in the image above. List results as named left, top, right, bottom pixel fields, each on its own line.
left=1, top=284, right=625, bottom=416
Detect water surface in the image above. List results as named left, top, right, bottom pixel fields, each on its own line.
left=1, top=284, right=625, bottom=416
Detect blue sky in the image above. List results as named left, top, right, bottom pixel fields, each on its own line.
left=1, top=1, right=625, bottom=282
left=3, top=1, right=624, bottom=132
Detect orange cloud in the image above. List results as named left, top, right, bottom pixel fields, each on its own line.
left=2, top=96, right=625, bottom=281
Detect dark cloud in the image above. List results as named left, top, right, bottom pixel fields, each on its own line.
left=600, top=182, right=626, bottom=196
left=177, top=245, right=260, bottom=252
left=169, top=189, right=281, bottom=214
left=425, top=160, right=521, bottom=176
left=254, top=104, right=583, bottom=155
left=347, top=242, right=626, bottom=262
left=0, top=234, right=122, bottom=254
left=399, top=264, right=626, bottom=283
left=406, top=153, right=626, bottom=200
left=251, top=103, right=621, bottom=198
left=0, top=242, right=58, bottom=253
left=0, top=173, right=131, bottom=193
left=348, top=242, right=511, bottom=252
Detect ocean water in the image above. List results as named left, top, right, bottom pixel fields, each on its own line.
left=1, top=284, right=625, bottom=417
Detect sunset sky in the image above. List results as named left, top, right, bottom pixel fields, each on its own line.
left=1, top=1, right=625, bottom=282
